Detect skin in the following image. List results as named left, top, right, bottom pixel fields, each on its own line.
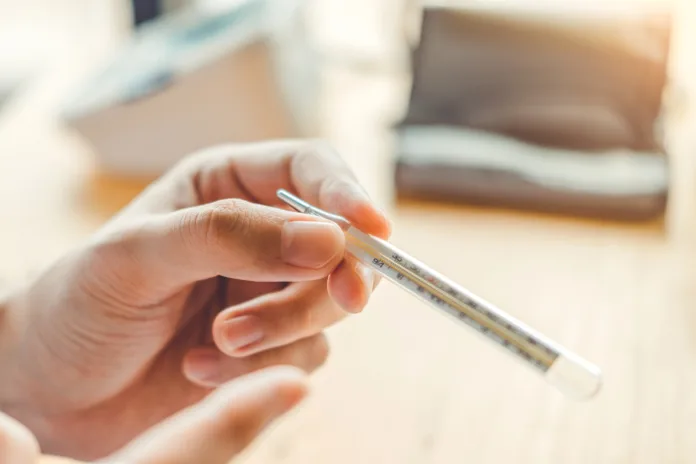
left=4, top=366, right=311, bottom=464
left=0, top=140, right=391, bottom=461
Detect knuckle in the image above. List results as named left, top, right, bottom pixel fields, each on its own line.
left=291, top=139, right=335, bottom=172
left=311, top=334, right=330, bottom=368
left=283, top=334, right=330, bottom=373
left=317, top=176, right=344, bottom=206
left=196, top=199, right=253, bottom=247
left=286, top=299, right=319, bottom=338
left=272, top=308, right=311, bottom=346
left=300, top=138, right=335, bottom=157
left=290, top=334, right=330, bottom=373
left=280, top=289, right=339, bottom=347
left=85, top=220, right=146, bottom=270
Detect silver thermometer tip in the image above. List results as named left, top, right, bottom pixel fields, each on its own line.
left=277, top=189, right=351, bottom=230
left=277, top=189, right=311, bottom=213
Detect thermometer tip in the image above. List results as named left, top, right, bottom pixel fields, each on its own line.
left=277, top=189, right=310, bottom=213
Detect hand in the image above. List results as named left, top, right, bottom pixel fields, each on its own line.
left=0, top=140, right=391, bottom=460
left=2, top=366, right=308, bottom=464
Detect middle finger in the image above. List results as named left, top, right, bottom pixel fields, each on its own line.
left=212, top=280, right=345, bottom=358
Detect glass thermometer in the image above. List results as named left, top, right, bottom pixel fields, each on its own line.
left=277, top=189, right=602, bottom=400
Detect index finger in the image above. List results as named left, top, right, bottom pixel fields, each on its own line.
left=221, top=140, right=392, bottom=239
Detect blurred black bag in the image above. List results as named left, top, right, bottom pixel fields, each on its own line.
left=394, top=3, right=672, bottom=221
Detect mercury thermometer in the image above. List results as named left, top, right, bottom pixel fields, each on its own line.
left=277, top=189, right=602, bottom=400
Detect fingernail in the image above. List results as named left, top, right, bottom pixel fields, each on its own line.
left=282, top=221, right=342, bottom=269
left=374, top=204, right=393, bottom=233
left=347, top=263, right=375, bottom=313
left=185, top=351, right=220, bottom=384
left=222, top=315, right=264, bottom=353
left=357, top=263, right=375, bottom=294
left=380, top=208, right=393, bottom=227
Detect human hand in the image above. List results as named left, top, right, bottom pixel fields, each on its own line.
left=3, top=367, right=308, bottom=464
left=1, top=141, right=391, bottom=460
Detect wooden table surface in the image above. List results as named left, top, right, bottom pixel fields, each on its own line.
left=4, top=1, right=696, bottom=463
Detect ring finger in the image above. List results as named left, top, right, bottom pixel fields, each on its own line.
left=212, top=281, right=344, bottom=358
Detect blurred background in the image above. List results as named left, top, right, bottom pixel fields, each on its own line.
left=0, top=0, right=684, bottom=223
left=4, top=0, right=696, bottom=463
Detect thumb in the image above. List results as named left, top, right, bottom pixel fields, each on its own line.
left=112, top=198, right=345, bottom=291
left=0, top=411, right=40, bottom=464
left=108, top=366, right=308, bottom=464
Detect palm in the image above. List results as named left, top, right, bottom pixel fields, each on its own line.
left=51, top=275, right=287, bottom=458
left=7, top=142, right=390, bottom=460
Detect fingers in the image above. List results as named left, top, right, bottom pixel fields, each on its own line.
left=225, top=281, right=285, bottom=308
left=328, top=257, right=377, bottom=314
left=239, top=140, right=392, bottom=238
left=211, top=140, right=392, bottom=303
left=177, top=140, right=392, bottom=239
left=0, top=412, right=39, bottom=464
left=100, top=140, right=392, bottom=303
left=109, top=366, right=308, bottom=464
left=111, top=199, right=347, bottom=294
left=210, top=282, right=344, bottom=358
left=182, top=333, right=329, bottom=387
left=201, top=257, right=377, bottom=369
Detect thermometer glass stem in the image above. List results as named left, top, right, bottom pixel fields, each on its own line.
left=276, top=189, right=602, bottom=400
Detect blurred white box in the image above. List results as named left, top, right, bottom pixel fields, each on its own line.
left=61, top=0, right=320, bottom=177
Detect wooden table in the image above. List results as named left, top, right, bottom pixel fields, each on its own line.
left=4, top=1, right=696, bottom=463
